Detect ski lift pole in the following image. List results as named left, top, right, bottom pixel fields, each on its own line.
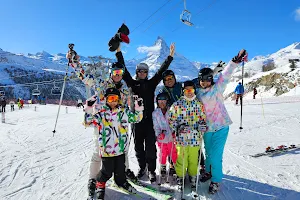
left=239, top=61, right=244, bottom=131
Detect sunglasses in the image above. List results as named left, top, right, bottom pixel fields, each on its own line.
left=157, top=98, right=168, bottom=101
left=164, top=75, right=174, bottom=81
left=183, top=88, right=195, bottom=94
left=112, top=69, right=124, bottom=76
left=137, top=69, right=148, bottom=73
left=106, top=95, right=119, bottom=103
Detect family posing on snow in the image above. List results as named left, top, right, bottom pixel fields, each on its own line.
left=67, top=30, right=247, bottom=199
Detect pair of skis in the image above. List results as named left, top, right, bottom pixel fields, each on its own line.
left=251, top=144, right=299, bottom=158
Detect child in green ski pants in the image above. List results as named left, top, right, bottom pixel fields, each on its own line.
left=168, top=81, right=207, bottom=191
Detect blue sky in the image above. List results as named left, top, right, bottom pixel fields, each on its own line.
left=0, top=0, right=299, bottom=63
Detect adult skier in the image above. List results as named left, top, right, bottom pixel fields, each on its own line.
left=196, top=49, right=247, bottom=194
left=115, top=43, right=175, bottom=182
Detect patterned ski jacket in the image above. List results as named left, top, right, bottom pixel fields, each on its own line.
left=196, top=60, right=238, bottom=132
left=86, top=104, right=143, bottom=157
left=168, top=96, right=206, bottom=147
left=152, top=108, right=173, bottom=143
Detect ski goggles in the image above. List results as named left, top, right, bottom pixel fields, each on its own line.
left=136, top=69, right=148, bottom=73
left=183, top=88, right=195, bottom=94
left=112, top=69, right=124, bottom=76
left=106, top=95, right=119, bottom=103
left=164, top=75, right=174, bottom=81
left=157, top=96, right=168, bottom=101
left=199, top=74, right=213, bottom=82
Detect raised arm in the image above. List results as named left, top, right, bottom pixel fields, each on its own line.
left=150, top=43, right=175, bottom=86
left=115, top=47, right=135, bottom=88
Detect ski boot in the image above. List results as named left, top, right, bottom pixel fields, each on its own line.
left=149, top=171, right=157, bottom=183
left=95, top=182, right=106, bottom=200
left=87, top=178, right=96, bottom=200
left=200, top=165, right=206, bottom=176
left=176, top=177, right=183, bottom=191
left=169, top=165, right=176, bottom=176
left=189, top=176, right=197, bottom=192
left=266, top=146, right=275, bottom=153
left=137, top=167, right=146, bottom=179
left=126, top=169, right=138, bottom=183
left=200, top=172, right=212, bottom=183
left=120, top=181, right=137, bottom=194
left=208, top=182, right=220, bottom=194
left=160, top=165, right=167, bottom=179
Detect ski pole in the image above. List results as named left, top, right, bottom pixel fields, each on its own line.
left=166, top=137, right=175, bottom=183
left=195, top=137, right=203, bottom=194
left=239, top=60, right=245, bottom=131
left=52, top=43, right=74, bottom=136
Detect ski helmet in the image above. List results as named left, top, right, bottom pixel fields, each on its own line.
left=104, top=87, right=121, bottom=97
left=156, top=92, right=169, bottom=105
left=111, top=62, right=125, bottom=71
left=136, top=63, right=149, bottom=71
left=198, top=68, right=214, bottom=83
left=162, top=70, right=176, bottom=82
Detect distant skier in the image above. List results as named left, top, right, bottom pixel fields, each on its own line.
left=195, top=49, right=247, bottom=194
left=253, top=87, right=257, bottom=99
left=234, top=82, right=244, bottom=105
left=152, top=92, right=177, bottom=179
left=9, top=100, right=15, bottom=111
left=0, top=95, right=6, bottom=112
left=168, top=81, right=207, bottom=192
left=85, top=88, right=144, bottom=200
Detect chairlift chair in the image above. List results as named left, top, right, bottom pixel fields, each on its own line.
left=180, top=0, right=194, bottom=26
left=51, top=82, right=61, bottom=95
left=32, top=85, right=41, bottom=96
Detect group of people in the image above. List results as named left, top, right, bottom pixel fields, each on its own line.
left=0, top=94, right=25, bottom=112
left=67, top=42, right=247, bottom=199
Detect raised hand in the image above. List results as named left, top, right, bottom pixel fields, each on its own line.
left=169, top=43, right=175, bottom=57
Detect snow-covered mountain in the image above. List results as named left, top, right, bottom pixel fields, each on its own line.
left=1, top=39, right=299, bottom=101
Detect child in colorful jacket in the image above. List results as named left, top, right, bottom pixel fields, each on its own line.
left=195, top=49, right=247, bottom=194
left=152, top=92, right=178, bottom=179
left=168, top=81, right=207, bottom=191
left=85, top=87, right=144, bottom=200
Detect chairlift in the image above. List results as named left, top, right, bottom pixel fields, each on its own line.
left=32, top=85, right=41, bottom=96
left=51, top=82, right=61, bottom=95
left=0, top=91, right=5, bottom=96
left=180, top=0, right=193, bottom=26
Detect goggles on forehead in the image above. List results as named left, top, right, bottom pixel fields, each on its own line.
left=164, top=75, right=174, bottom=81
left=106, top=95, right=119, bottom=103
left=112, top=69, right=124, bottom=76
left=137, top=69, right=148, bottom=73
left=199, top=74, right=213, bottom=82
left=157, top=96, right=168, bottom=101
left=183, top=88, right=195, bottom=94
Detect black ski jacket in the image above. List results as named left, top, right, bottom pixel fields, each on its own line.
left=115, top=51, right=173, bottom=120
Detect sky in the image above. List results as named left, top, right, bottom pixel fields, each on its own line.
left=0, top=0, right=299, bottom=63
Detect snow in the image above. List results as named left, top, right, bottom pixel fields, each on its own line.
left=1, top=96, right=300, bottom=200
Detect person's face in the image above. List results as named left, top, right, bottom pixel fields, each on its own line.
left=111, top=69, right=123, bottom=83
left=183, top=86, right=195, bottom=98
left=164, top=75, right=176, bottom=88
left=158, top=99, right=167, bottom=109
left=199, top=80, right=212, bottom=88
left=106, top=94, right=119, bottom=109
left=137, top=69, right=148, bottom=80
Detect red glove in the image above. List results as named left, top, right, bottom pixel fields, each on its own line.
left=157, top=133, right=165, bottom=140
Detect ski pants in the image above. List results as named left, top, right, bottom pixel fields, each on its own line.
left=11, top=105, right=14, bottom=111
left=96, top=154, right=126, bottom=186
left=89, top=128, right=130, bottom=179
left=133, top=118, right=157, bottom=172
left=203, top=126, right=229, bottom=183
left=236, top=94, right=242, bottom=105
left=175, top=145, right=200, bottom=178
left=157, top=142, right=177, bottom=165
left=1, top=106, right=5, bottom=112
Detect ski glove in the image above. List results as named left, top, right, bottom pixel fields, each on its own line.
left=213, top=60, right=226, bottom=75
left=232, top=49, right=247, bottom=64
left=198, top=120, right=207, bottom=132
left=134, top=97, right=144, bottom=112
left=157, top=133, right=165, bottom=141
left=177, top=124, right=190, bottom=134
left=84, top=95, right=97, bottom=114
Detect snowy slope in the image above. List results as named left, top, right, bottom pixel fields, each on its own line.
left=1, top=97, right=300, bottom=200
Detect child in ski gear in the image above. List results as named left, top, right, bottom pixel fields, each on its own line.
left=116, top=42, right=175, bottom=181
left=234, top=82, right=244, bottom=105
left=86, top=88, right=144, bottom=200
left=152, top=92, right=178, bottom=179
left=168, top=81, right=207, bottom=191
left=196, top=49, right=247, bottom=194
left=253, top=87, right=257, bottom=99
left=66, top=50, right=137, bottom=198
